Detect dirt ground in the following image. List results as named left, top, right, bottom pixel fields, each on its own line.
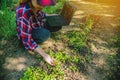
left=70, top=0, right=120, bottom=80
left=0, top=0, right=120, bottom=80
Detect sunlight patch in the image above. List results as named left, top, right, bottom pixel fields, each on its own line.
left=99, top=14, right=115, bottom=17
left=0, top=10, right=3, bottom=15
left=0, top=50, right=3, bottom=55
left=3, top=57, right=27, bottom=71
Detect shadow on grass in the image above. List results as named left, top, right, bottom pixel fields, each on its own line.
left=107, top=36, right=120, bottom=80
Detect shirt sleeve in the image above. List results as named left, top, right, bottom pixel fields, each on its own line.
left=37, top=10, right=46, bottom=19
left=35, top=11, right=46, bottom=27
left=19, top=16, right=38, bottom=50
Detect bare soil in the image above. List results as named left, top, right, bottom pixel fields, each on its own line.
left=70, top=0, right=120, bottom=80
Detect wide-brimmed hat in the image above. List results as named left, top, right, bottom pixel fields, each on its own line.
left=37, top=0, right=56, bottom=6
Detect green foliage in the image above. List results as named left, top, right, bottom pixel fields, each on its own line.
left=0, top=0, right=16, bottom=40
left=107, top=36, right=120, bottom=80
left=49, top=50, right=82, bottom=64
left=43, top=0, right=67, bottom=14
left=0, top=0, right=17, bottom=9
left=20, top=50, right=84, bottom=80
left=67, top=31, right=86, bottom=51
left=0, top=9, right=16, bottom=39
left=67, top=17, right=93, bottom=53
left=20, top=66, right=64, bottom=80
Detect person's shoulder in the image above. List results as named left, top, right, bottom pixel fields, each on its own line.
left=16, top=3, right=33, bottom=19
left=17, top=3, right=32, bottom=14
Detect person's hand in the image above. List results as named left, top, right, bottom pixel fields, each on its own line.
left=35, top=47, right=56, bottom=66
left=44, top=54, right=56, bottom=66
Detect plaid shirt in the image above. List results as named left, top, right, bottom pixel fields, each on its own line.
left=16, top=3, right=46, bottom=50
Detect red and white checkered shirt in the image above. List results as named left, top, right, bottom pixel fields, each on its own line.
left=16, top=3, right=46, bottom=50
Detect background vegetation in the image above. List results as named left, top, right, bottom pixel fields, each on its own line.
left=0, top=0, right=16, bottom=39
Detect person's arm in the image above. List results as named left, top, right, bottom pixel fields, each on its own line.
left=35, top=47, right=56, bottom=66
left=18, top=16, right=55, bottom=66
left=37, top=10, right=46, bottom=19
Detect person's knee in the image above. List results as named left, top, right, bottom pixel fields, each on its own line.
left=32, top=28, right=50, bottom=43
left=42, top=28, right=51, bottom=38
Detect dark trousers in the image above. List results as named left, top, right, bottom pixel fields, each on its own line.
left=32, top=21, right=62, bottom=43
left=32, top=27, right=50, bottom=43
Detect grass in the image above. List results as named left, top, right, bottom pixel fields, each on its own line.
left=0, top=9, right=16, bottom=40
left=53, top=16, right=93, bottom=54
left=0, top=0, right=16, bottom=40
left=107, top=36, right=120, bottom=80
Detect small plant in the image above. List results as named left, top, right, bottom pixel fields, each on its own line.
left=20, top=65, right=65, bottom=80
left=20, top=50, right=84, bottom=80
left=66, top=17, right=93, bottom=53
